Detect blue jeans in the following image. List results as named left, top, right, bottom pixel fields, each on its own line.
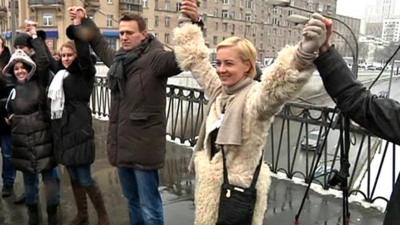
left=23, top=167, right=60, bottom=206
left=1, top=134, right=16, bottom=187
left=67, top=164, right=95, bottom=187
left=118, top=167, right=164, bottom=225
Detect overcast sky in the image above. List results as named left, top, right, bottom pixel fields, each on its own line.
left=337, top=0, right=400, bottom=19
left=336, top=0, right=373, bottom=19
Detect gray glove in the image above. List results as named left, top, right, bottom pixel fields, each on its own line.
left=295, top=13, right=327, bottom=70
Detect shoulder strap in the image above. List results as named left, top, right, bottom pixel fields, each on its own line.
left=221, top=145, right=264, bottom=188
left=5, top=88, right=16, bottom=112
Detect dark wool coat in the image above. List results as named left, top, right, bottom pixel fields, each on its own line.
left=6, top=38, right=56, bottom=173
left=67, top=18, right=181, bottom=170
left=315, top=47, right=400, bottom=225
left=51, top=38, right=96, bottom=166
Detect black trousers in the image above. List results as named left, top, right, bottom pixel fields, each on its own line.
left=383, top=173, right=400, bottom=225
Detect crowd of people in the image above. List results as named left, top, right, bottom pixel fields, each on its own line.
left=0, top=1, right=398, bottom=225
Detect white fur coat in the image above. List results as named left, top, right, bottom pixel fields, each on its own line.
left=173, top=23, right=314, bottom=225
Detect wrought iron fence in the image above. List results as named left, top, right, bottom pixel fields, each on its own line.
left=91, top=76, right=395, bottom=209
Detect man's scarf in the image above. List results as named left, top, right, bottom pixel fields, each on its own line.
left=107, top=35, right=153, bottom=96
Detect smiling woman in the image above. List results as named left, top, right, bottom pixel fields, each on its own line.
left=215, top=38, right=256, bottom=87
left=173, top=1, right=328, bottom=224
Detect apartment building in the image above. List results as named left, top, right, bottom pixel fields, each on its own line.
left=382, top=17, right=400, bottom=43
left=1, top=0, right=360, bottom=63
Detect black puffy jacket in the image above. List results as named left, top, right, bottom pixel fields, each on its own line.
left=5, top=38, right=55, bottom=173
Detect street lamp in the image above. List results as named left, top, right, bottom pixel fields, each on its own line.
left=268, top=0, right=359, bottom=77
left=10, top=0, right=17, bottom=49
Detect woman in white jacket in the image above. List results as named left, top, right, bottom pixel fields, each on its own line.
left=174, top=1, right=328, bottom=225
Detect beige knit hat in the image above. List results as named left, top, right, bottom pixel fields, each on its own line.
left=2, top=49, right=36, bottom=80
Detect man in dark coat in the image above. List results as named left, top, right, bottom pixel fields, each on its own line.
left=67, top=6, right=188, bottom=225
left=315, top=23, right=400, bottom=225
left=0, top=35, right=15, bottom=198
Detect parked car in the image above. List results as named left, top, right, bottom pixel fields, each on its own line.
left=367, top=65, right=375, bottom=71
left=300, top=130, right=325, bottom=151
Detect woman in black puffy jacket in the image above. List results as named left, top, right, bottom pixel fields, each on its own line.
left=3, top=37, right=60, bottom=225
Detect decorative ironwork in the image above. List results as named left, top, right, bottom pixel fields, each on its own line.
left=91, top=78, right=393, bottom=209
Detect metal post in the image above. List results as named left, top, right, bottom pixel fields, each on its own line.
left=10, top=0, right=16, bottom=50
left=388, top=58, right=395, bottom=98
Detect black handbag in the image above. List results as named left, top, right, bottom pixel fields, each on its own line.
left=216, top=146, right=263, bottom=225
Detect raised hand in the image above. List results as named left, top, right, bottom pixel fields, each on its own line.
left=300, top=13, right=327, bottom=55
left=320, top=18, right=333, bottom=53
left=179, top=0, right=200, bottom=23
left=68, top=6, right=87, bottom=25
left=24, top=19, right=38, bottom=36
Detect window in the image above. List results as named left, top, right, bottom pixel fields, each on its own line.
left=165, top=16, right=170, bottom=27
left=155, top=16, right=159, bottom=27
left=43, top=14, right=54, bottom=26
left=222, top=10, right=229, bottom=18
left=245, top=0, right=252, bottom=9
left=223, top=0, right=229, bottom=4
left=107, top=15, right=113, bottom=27
left=245, top=13, right=251, bottom=21
left=143, top=0, right=148, bottom=8
left=223, top=23, right=228, bottom=32
left=107, top=0, right=112, bottom=4
left=215, top=22, right=219, bottom=31
left=106, top=38, right=117, bottom=50
left=165, top=33, right=170, bottom=44
left=213, top=36, right=218, bottom=45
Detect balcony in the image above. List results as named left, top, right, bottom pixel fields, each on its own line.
left=28, top=0, right=63, bottom=6
left=120, top=0, right=143, bottom=15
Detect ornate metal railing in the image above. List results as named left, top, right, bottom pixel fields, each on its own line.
left=91, top=76, right=394, bottom=209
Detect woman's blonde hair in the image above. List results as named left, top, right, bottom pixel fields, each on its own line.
left=59, top=41, right=77, bottom=54
left=216, top=36, right=257, bottom=78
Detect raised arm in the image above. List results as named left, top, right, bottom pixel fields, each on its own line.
left=66, top=6, right=115, bottom=67
left=173, top=0, right=222, bottom=98
left=173, top=23, right=222, bottom=99
left=249, top=14, right=327, bottom=119
left=315, top=47, right=400, bottom=144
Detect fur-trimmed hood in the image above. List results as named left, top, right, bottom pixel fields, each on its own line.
left=2, top=49, right=36, bottom=80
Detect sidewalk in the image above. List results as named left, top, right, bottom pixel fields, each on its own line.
left=0, top=119, right=384, bottom=225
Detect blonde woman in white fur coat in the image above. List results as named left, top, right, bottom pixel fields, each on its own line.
left=175, top=1, right=328, bottom=224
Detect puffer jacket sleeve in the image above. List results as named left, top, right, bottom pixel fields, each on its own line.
left=249, top=45, right=314, bottom=120
left=31, top=37, right=51, bottom=87
left=173, top=23, right=221, bottom=99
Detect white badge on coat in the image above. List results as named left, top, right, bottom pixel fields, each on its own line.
left=211, top=114, right=224, bottom=131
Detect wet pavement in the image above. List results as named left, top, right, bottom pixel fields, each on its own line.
left=0, top=119, right=384, bottom=225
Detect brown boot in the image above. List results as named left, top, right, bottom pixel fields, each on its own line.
left=69, top=181, right=88, bottom=225
left=85, top=183, right=110, bottom=225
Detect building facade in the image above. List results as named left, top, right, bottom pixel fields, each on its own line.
left=1, top=0, right=359, bottom=63
left=382, top=17, right=400, bottom=43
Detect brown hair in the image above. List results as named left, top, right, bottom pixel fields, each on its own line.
left=59, top=41, right=77, bottom=54
left=120, top=14, right=147, bottom=32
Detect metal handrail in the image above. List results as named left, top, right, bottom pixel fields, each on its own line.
left=91, top=79, right=393, bottom=208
